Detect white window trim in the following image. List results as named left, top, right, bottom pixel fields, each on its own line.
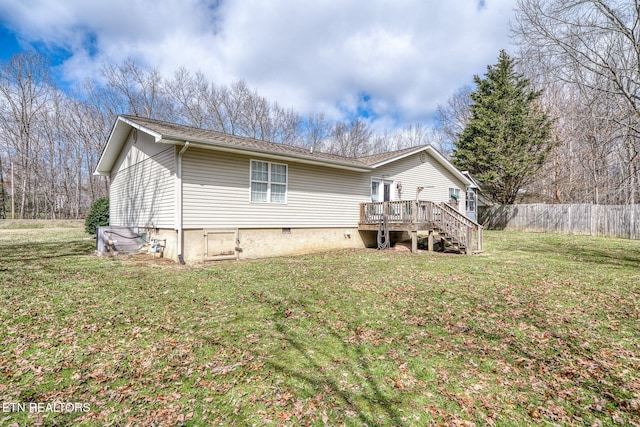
left=250, top=159, right=288, bottom=204
left=466, top=188, right=477, bottom=212
left=371, top=177, right=394, bottom=202
left=449, top=187, right=462, bottom=210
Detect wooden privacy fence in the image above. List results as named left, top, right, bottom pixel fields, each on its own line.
left=479, top=204, right=640, bottom=240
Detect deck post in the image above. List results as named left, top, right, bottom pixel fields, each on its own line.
left=411, top=230, right=418, bottom=253
left=427, top=230, right=434, bottom=252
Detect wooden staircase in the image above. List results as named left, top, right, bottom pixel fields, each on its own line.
left=359, top=200, right=483, bottom=254
left=429, top=201, right=483, bottom=254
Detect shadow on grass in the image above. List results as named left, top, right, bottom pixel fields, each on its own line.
left=0, top=239, right=94, bottom=264
left=509, top=234, right=640, bottom=269
left=563, top=246, right=640, bottom=269
left=261, top=296, right=406, bottom=426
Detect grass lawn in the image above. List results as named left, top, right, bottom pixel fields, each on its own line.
left=0, top=223, right=639, bottom=426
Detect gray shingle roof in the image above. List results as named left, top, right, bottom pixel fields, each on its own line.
left=358, top=145, right=430, bottom=166
left=97, top=115, right=470, bottom=187
left=122, top=115, right=371, bottom=169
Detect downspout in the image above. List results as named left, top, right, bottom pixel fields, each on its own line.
left=177, top=141, right=190, bottom=264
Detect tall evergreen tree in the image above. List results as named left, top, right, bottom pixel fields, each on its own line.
left=453, top=50, right=554, bottom=204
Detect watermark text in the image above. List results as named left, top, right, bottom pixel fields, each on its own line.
left=2, top=402, right=90, bottom=413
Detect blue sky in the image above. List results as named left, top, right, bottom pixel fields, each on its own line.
left=0, top=0, right=514, bottom=131
left=0, top=27, right=21, bottom=60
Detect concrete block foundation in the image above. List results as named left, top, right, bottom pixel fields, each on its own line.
left=146, top=227, right=375, bottom=263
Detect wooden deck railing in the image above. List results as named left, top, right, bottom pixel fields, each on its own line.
left=359, top=200, right=483, bottom=253
left=435, top=202, right=483, bottom=252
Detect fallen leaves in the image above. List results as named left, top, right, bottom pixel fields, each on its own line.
left=2, top=230, right=640, bottom=425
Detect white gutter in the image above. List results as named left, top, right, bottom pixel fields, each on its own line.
left=176, top=141, right=190, bottom=264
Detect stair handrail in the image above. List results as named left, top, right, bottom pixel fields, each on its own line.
left=358, top=200, right=483, bottom=253
left=438, top=202, right=481, bottom=228
left=437, top=202, right=483, bottom=252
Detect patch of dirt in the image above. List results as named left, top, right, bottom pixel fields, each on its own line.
left=114, top=252, right=185, bottom=268
left=391, top=242, right=413, bottom=252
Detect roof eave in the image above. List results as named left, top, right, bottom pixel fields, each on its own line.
left=93, top=116, right=164, bottom=176
left=461, top=171, right=481, bottom=189
left=367, top=146, right=430, bottom=168
left=370, top=145, right=473, bottom=187
left=425, top=147, right=473, bottom=187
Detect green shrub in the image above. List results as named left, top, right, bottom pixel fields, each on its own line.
left=85, top=197, right=109, bottom=235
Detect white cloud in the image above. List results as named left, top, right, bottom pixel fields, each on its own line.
left=0, top=0, right=515, bottom=129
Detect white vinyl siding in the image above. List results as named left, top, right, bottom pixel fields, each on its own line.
left=109, top=132, right=176, bottom=228
left=250, top=160, right=287, bottom=203
left=373, top=150, right=467, bottom=208
left=182, top=148, right=369, bottom=229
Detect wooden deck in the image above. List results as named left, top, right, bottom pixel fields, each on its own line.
left=358, top=200, right=483, bottom=254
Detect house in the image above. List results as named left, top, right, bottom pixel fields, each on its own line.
left=94, top=115, right=481, bottom=263
left=462, top=171, right=480, bottom=222
left=461, top=171, right=496, bottom=223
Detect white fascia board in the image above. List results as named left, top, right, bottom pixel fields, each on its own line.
left=462, top=171, right=480, bottom=189
left=425, top=147, right=473, bottom=187
left=370, top=145, right=473, bottom=187
left=93, top=116, right=165, bottom=176
left=367, top=146, right=430, bottom=168
left=118, top=116, right=163, bottom=142
left=94, top=118, right=129, bottom=176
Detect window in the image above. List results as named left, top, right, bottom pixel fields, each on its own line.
left=466, top=189, right=477, bottom=212
left=449, top=187, right=460, bottom=201
left=449, top=188, right=461, bottom=210
left=371, top=180, right=380, bottom=202
left=371, top=178, right=393, bottom=202
left=250, top=160, right=287, bottom=203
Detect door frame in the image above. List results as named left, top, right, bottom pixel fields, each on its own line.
left=370, top=177, right=394, bottom=202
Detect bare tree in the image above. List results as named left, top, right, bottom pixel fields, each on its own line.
left=164, top=68, right=209, bottom=127
left=269, top=104, right=302, bottom=145
left=0, top=52, right=53, bottom=218
left=102, top=58, right=172, bottom=120
left=300, top=113, right=331, bottom=149
left=394, top=123, right=433, bottom=149
left=77, top=78, right=120, bottom=199
left=514, top=0, right=640, bottom=120
left=0, top=155, right=6, bottom=219
left=434, top=85, right=473, bottom=154
left=324, top=118, right=374, bottom=157
left=166, top=73, right=304, bottom=144
left=513, top=0, right=640, bottom=204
